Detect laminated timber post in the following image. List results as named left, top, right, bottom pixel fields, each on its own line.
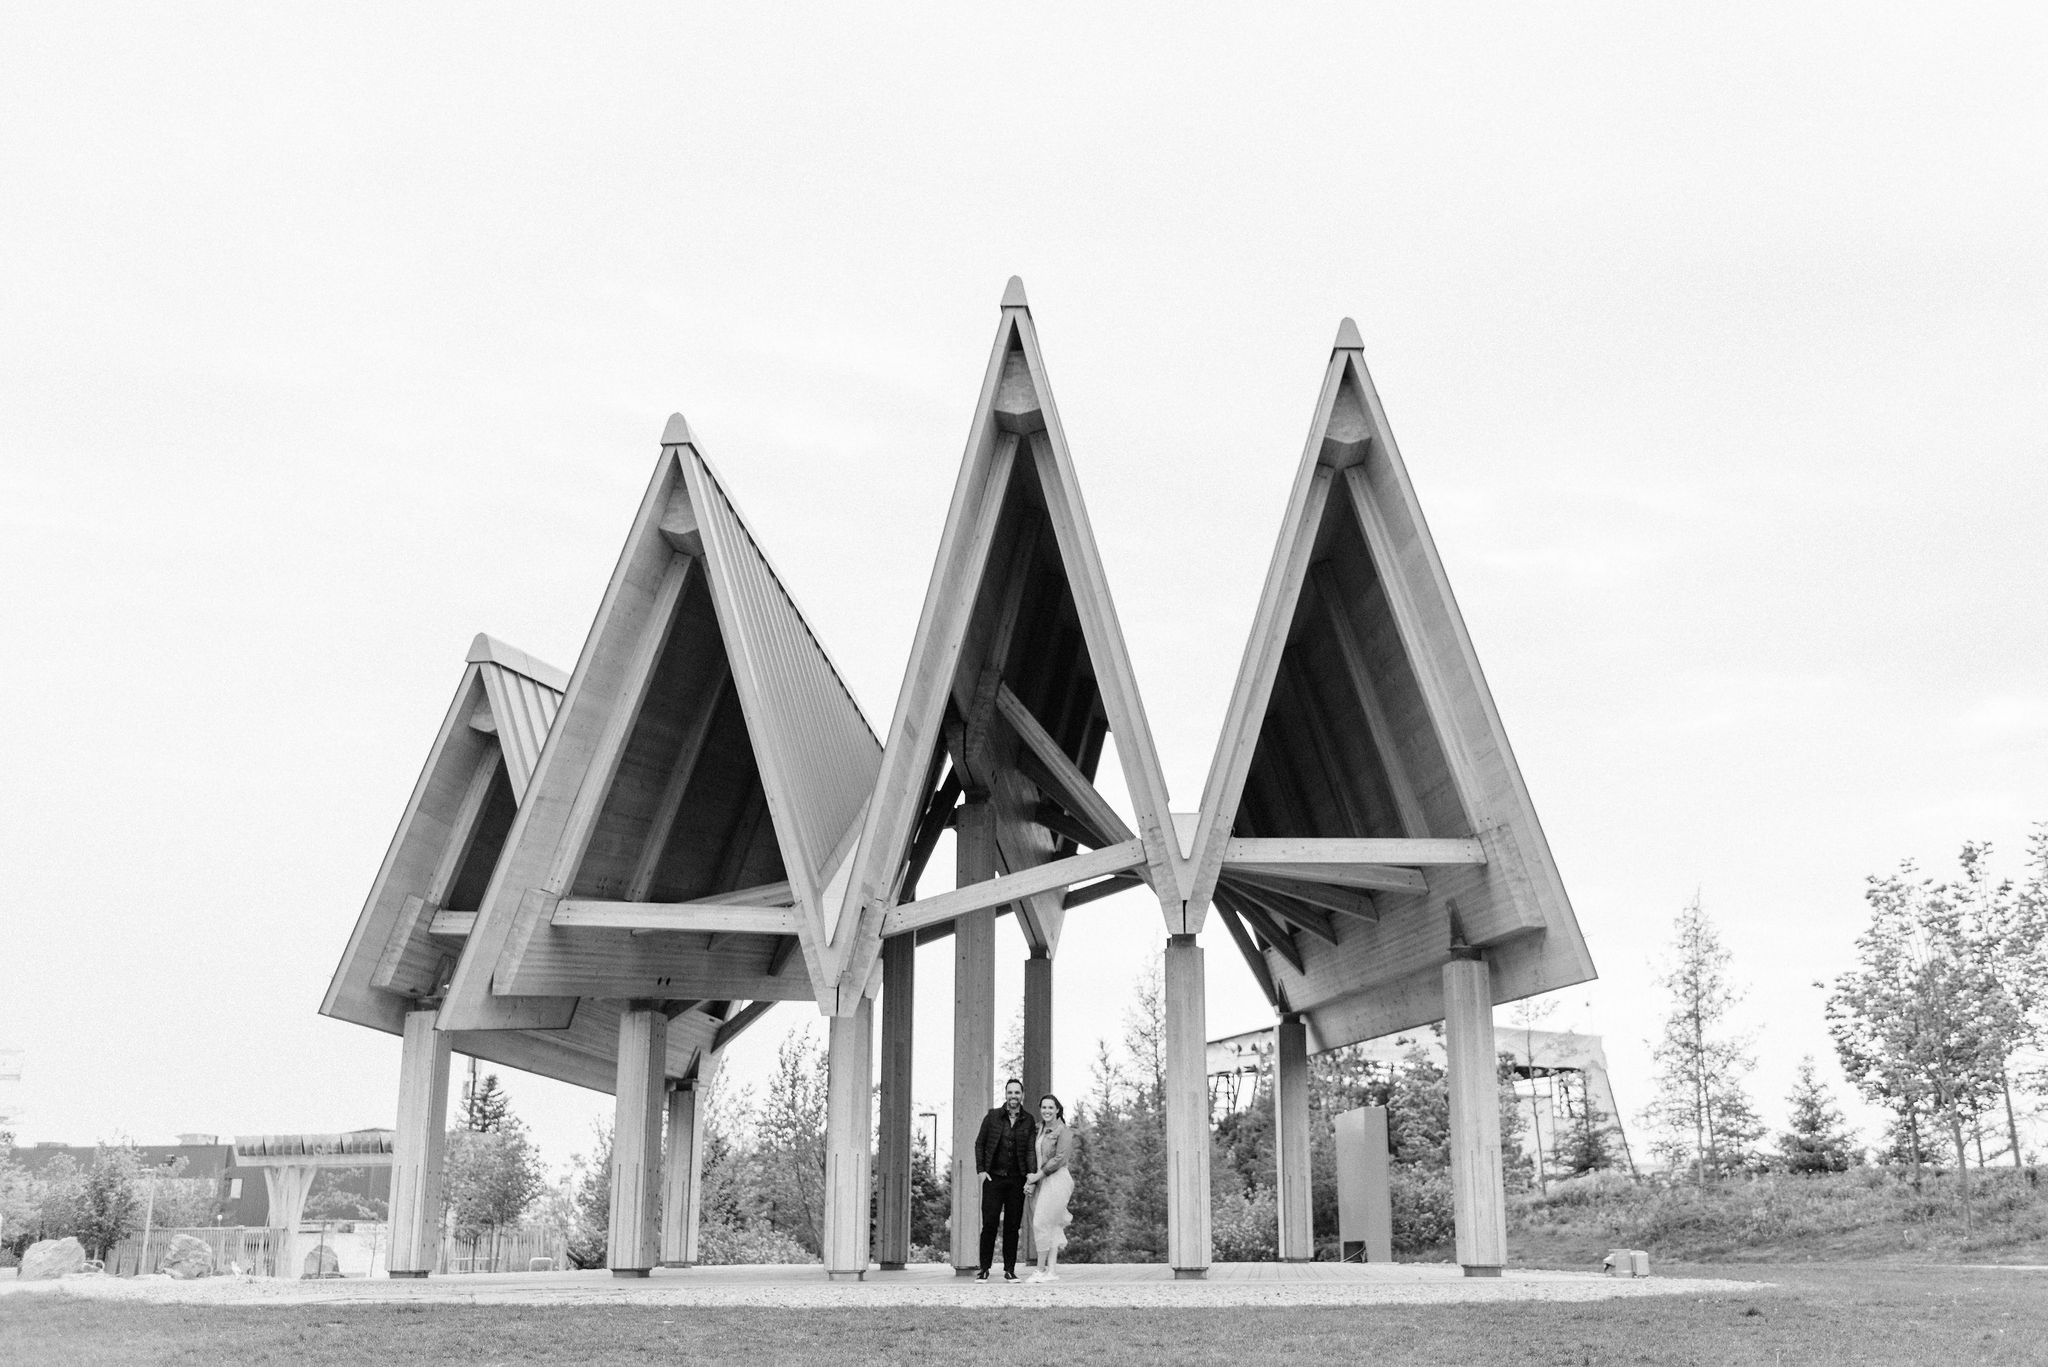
left=659, top=1070, right=711, bottom=1268
left=1444, top=954, right=1507, bottom=1275
left=387, top=1009, right=452, bottom=1277
left=875, top=933, right=916, bottom=1268
left=608, top=1006, right=667, bottom=1277
left=822, top=995, right=876, bottom=1279
left=1273, top=1012, right=1314, bottom=1262
left=1022, top=948, right=1052, bottom=1110
left=950, top=794, right=998, bottom=1273
left=1162, top=934, right=1211, bottom=1277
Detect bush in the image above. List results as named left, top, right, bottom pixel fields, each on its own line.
left=1211, top=1185, right=1278, bottom=1262
left=1390, top=1165, right=1456, bottom=1255
left=697, top=1220, right=817, bottom=1266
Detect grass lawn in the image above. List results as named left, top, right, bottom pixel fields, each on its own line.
left=1, top=1265, right=2041, bottom=1365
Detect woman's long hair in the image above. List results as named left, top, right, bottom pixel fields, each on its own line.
left=1040, top=1093, right=1065, bottom=1123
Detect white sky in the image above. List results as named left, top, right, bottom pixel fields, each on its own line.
left=4, top=5, right=2044, bottom=1176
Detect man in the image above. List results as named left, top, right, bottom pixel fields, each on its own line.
left=973, top=1077, right=1039, bottom=1282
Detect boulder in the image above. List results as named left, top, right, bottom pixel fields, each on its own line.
left=20, top=1237, right=88, bottom=1280
left=161, top=1234, right=214, bottom=1280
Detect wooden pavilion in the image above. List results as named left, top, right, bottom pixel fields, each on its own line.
left=323, top=281, right=1593, bottom=1282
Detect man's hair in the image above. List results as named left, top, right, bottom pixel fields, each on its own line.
left=1004, top=1077, right=1023, bottom=1091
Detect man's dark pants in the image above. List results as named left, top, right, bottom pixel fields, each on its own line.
left=978, top=1177, right=1027, bottom=1273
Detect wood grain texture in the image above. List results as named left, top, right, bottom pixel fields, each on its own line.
left=659, top=1080, right=705, bottom=1266
left=607, top=1009, right=667, bottom=1273
left=874, top=934, right=915, bottom=1267
left=950, top=798, right=997, bottom=1270
left=821, top=996, right=875, bottom=1276
left=881, top=839, right=1146, bottom=937
left=1223, top=837, right=1484, bottom=865
left=387, top=1010, right=451, bottom=1275
left=1163, top=936, right=1212, bottom=1273
left=1273, top=1015, right=1313, bottom=1261
left=1443, top=957, right=1506, bottom=1270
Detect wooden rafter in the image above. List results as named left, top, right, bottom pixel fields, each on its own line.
left=879, top=838, right=1146, bottom=938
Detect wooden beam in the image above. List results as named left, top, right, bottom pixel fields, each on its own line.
left=1213, top=897, right=1281, bottom=1010
left=1217, top=885, right=1304, bottom=973
left=425, top=909, right=475, bottom=939
left=712, top=999, right=777, bottom=1052
left=899, top=768, right=962, bottom=903
left=1032, top=800, right=1100, bottom=851
left=1062, top=872, right=1141, bottom=909
left=552, top=901, right=803, bottom=935
left=425, top=750, right=503, bottom=908
left=1223, top=837, right=1485, bottom=866
left=624, top=670, right=730, bottom=902
left=1226, top=870, right=1379, bottom=923
left=1310, top=562, right=1428, bottom=837
left=764, top=934, right=798, bottom=979
left=1224, top=878, right=1338, bottom=946
left=880, top=839, right=1146, bottom=937
left=1226, top=861, right=1428, bottom=895
left=997, top=684, right=1132, bottom=847
left=503, top=969, right=814, bottom=1001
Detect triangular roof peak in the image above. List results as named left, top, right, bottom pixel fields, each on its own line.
left=467, top=633, right=571, bottom=694
left=1000, top=275, right=1030, bottom=310
left=1333, top=317, right=1364, bottom=352
left=661, top=412, right=696, bottom=448
left=822, top=292, right=1183, bottom=1010
left=439, top=426, right=881, bottom=1029
left=1185, top=337, right=1593, bottom=1048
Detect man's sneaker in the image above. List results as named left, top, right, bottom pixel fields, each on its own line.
left=1004, top=1270, right=1020, bottom=1283
left=974, top=1270, right=989, bottom=1283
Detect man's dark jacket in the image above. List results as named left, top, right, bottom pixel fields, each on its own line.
left=974, top=1105, right=1040, bottom=1183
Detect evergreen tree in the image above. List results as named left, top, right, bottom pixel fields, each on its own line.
left=1552, top=1091, right=1619, bottom=1178
left=1644, top=895, right=1763, bottom=1184
left=461, top=1073, right=512, bottom=1132
left=1777, top=1056, right=1855, bottom=1174
left=908, top=1129, right=950, bottom=1251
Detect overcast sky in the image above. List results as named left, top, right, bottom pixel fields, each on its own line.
left=4, top=5, right=2044, bottom=1176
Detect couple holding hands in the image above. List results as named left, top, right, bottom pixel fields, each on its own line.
left=973, top=1078, right=1075, bottom=1283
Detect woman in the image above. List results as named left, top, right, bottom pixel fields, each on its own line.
left=1022, top=1093, right=1075, bottom=1283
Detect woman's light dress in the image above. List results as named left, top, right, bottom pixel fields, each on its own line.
left=1029, top=1120, right=1075, bottom=1255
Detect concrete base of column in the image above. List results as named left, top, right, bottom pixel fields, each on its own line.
left=612, top=1268, right=651, bottom=1279
left=1173, top=1268, right=1208, bottom=1281
left=1463, top=1265, right=1505, bottom=1278
left=386, top=1270, right=430, bottom=1279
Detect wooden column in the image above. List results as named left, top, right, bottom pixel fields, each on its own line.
left=1273, top=1012, right=1314, bottom=1261
left=607, top=1006, right=667, bottom=1277
left=875, top=934, right=916, bottom=1269
left=822, top=996, right=876, bottom=1279
left=1444, top=955, right=1507, bottom=1275
left=1022, top=950, right=1053, bottom=1107
left=1162, top=934, right=1212, bottom=1277
left=659, top=1077, right=706, bottom=1267
left=387, top=1010, right=452, bottom=1276
left=950, top=794, right=997, bottom=1272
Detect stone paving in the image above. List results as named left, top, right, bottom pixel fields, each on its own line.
left=3, top=1261, right=1762, bottom=1310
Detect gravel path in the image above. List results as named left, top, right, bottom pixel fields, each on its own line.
left=2, top=1264, right=1762, bottom=1311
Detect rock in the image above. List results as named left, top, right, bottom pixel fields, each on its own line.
left=161, top=1234, right=214, bottom=1280
left=20, top=1237, right=87, bottom=1280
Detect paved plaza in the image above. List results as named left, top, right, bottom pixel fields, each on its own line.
left=4, top=1261, right=1759, bottom=1310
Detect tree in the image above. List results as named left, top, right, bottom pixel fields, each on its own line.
left=908, top=1128, right=950, bottom=1252
left=73, top=1148, right=143, bottom=1260
left=1776, top=1056, right=1855, bottom=1174
left=565, top=1120, right=611, bottom=1269
left=304, top=1167, right=387, bottom=1223
left=444, top=1119, right=546, bottom=1267
left=1828, top=855, right=2009, bottom=1228
left=754, top=1028, right=828, bottom=1254
left=461, top=1072, right=512, bottom=1133
left=1552, top=1087, right=1620, bottom=1179
left=1644, top=895, right=1762, bottom=1184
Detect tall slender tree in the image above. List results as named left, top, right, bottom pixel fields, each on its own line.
left=1643, top=895, right=1761, bottom=1185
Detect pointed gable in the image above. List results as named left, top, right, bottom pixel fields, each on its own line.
left=1188, top=321, right=1594, bottom=1047
left=825, top=279, right=1184, bottom=1009
left=437, top=416, right=881, bottom=1029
